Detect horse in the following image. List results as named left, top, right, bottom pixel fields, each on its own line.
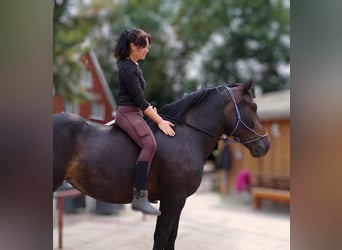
left=53, top=80, right=270, bottom=250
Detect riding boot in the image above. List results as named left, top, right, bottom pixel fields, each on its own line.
left=131, top=161, right=161, bottom=216
left=132, top=188, right=161, bottom=215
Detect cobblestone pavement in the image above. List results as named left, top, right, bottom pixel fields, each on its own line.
left=53, top=191, right=290, bottom=250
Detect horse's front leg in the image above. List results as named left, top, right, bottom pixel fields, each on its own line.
left=164, top=212, right=181, bottom=250
left=152, top=197, right=186, bottom=250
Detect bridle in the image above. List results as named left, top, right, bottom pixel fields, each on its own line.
left=224, top=87, right=268, bottom=144
left=185, top=86, right=268, bottom=144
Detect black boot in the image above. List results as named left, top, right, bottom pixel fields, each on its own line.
left=131, top=161, right=161, bottom=216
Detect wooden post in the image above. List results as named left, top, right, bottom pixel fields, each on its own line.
left=54, top=189, right=82, bottom=249
left=58, top=197, right=64, bottom=249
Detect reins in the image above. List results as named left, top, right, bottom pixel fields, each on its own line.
left=184, top=122, right=224, bottom=140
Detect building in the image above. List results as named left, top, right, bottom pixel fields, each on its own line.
left=53, top=50, right=117, bottom=123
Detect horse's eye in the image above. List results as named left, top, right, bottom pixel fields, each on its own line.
left=251, top=103, right=257, bottom=112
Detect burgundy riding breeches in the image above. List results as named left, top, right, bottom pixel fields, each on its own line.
left=115, top=106, right=157, bottom=168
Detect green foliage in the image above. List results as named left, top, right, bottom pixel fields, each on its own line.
left=53, top=0, right=95, bottom=102
left=182, top=0, right=290, bottom=92
left=54, top=0, right=289, bottom=106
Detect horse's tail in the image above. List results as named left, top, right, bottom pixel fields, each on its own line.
left=53, top=112, right=88, bottom=191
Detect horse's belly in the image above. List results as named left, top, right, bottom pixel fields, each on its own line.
left=69, top=179, right=132, bottom=203
left=65, top=157, right=133, bottom=203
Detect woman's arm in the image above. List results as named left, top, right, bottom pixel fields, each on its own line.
left=143, top=106, right=175, bottom=136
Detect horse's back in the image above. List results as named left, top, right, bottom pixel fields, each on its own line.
left=53, top=112, right=131, bottom=162
left=53, top=112, right=89, bottom=150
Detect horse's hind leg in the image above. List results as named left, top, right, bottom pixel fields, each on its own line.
left=53, top=160, right=67, bottom=191
left=153, top=198, right=186, bottom=250
left=53, top=113, right=78, bottom=191
left=53, top=148, right=71, bottom=191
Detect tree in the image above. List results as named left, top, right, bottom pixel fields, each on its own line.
left=53, top=0, right=119, bottom=103
left=170, top=0, right=290, bottom=93
left=53, top=0, right=290, bottom=107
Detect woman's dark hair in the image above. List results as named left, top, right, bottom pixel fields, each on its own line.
left=114, top=28, right=152, bottom=63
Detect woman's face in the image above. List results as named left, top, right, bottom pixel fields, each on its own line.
left=130, top=38, right=150, bottom=62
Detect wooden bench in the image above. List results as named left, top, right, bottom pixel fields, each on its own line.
left=252, top=187, right=290, bottom=209
left=257, top=174, right=290, bottom=190
left=54, top=189, right=83, bottom=249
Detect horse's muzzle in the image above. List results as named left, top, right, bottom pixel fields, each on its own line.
left=250, top=139, right=271, bottom=157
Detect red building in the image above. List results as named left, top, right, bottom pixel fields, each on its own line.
left=53, top=50, right=117, bottom=123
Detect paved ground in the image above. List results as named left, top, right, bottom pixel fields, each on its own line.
left=53, top=190, right=289, bottom=250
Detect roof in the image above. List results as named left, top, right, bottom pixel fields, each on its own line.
left=89, top=50, right=117, bottom=111
left=254, top=89, right=290, bottom=120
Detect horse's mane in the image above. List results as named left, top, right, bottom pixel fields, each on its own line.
left=146, top=83, right=242, bottom=131
left=149, top=84, right=232, bottom=125
left=157, top=87, right=218, bottom=125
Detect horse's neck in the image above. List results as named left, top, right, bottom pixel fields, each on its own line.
left=184, top=94, right=226, bottom=159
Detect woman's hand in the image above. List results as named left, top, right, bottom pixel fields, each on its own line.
left=144, top=106, right=176, bottom=137
left=157, top=120, right=175, bottom=137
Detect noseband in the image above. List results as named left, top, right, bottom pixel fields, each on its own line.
left=185, top=87, right=268, bottom=144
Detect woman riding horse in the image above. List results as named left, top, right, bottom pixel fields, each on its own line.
left=53, top=80, right=270, bottom=249
left=114, top=28, right=175, bottom=215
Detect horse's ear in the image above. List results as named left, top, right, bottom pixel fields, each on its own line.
left=243, top=79, right=255, bottom=97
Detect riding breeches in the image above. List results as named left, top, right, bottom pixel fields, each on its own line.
left=115, top=106, right=157, bottom=168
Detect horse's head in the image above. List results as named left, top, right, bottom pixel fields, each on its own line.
left=224, top=80, right=270, bottom=157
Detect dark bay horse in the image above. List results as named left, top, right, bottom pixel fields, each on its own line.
left=53, top=80, right=270, bottom=250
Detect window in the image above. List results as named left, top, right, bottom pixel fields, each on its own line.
left=64, top=101, right=79, bottom=114
left=90, top=103, right=105, bottom=120
left=80, top=70, right=93, bottom=89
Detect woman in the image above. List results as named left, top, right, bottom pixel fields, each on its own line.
left=114, top=28, right=175, bottom=216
